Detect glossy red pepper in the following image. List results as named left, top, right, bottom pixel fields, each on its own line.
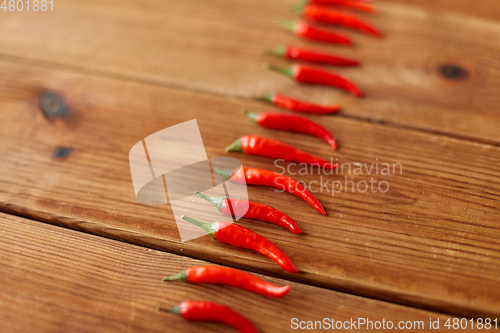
left=195, top=191, right=302, bottom=234
left=159, top=300, right=260, bottom=333
left=244, top=110, right=338, bottom=151
left=309, top=0, right=376, bottom=13
left=294, top=4, right=382, bottom=38
left=181, top=215, right=300, bottom=273
left=164, top=265, right=291, bottom=298
left=265, top=63, right=363, bottom=97
left=226, top=135, right=337, bottom=169
left=216, top=167, right=326, bottom=215
left=276, top=19, right=352, bottom=45
left=261, top=93, right=340, bottom=114
left=263, top=45, right=359, bottom=66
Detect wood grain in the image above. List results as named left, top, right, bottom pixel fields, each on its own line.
left=0, top=213, right=465, bottom=333
left=0, top=60, right=499, bottom=318
left=0, top=0, right=499, bottom=143
left=383, top=0, right=500, bottom=21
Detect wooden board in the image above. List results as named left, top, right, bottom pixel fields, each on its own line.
left=383, top=0, right=500, bottom=21
left=0, top=60, right=499, bottom=318
left=0, top=0, right=499, bottom=144
left=0, top=212, right=468, bottom=333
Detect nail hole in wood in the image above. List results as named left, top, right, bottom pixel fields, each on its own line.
left=40, top=92, right=67, bottom=118
left=54, top=147, right=72, bottom=159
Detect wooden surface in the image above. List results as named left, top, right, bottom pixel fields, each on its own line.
left=0, top=59, right=499, bottom=319
left=0, top=0, right=499, bottom=331
left=1, top=212, right=469, bottom=333
left=1, top=0, right=500, bottom=144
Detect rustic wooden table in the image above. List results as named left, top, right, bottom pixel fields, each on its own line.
left=0, top=0, right=499, bottom=332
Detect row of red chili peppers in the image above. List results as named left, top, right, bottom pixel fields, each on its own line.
left=225, top=0, right=384, bottom=188
left=161, top=265, right=292, bottom=333
left=217, top=0, right=386, bottom=207
left=160, top=0, right=381, bottom=331
left=263, top=0, right=383, bottom=102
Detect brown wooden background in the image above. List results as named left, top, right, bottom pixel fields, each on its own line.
left=0, top=0, right=499, bottom=332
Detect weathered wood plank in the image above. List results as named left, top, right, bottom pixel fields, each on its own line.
left=0, top=213, right=465, bottom=333
left=0, top=61, right=499, bottom=318
left=0, top=0, right=499, bottom=143
left=383, top=0, right=500, bottom=21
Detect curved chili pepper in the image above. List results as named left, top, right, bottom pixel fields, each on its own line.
left=275, top=19, right=352, bottom=45
left=226, top=135, right=336, bottom=169
left=181, top=215, right=300, bottom=273
left=261, top=93, right=340, bottom=114
left=263, top=45, right=359, bottom=66
left=159, top=300, right=260, bottom=333
left=244, top=110, right=338, bottom=151
left=194, top=191, right=302, bottom=234
left=215, top=167, right=326, bottom=215
left=294, top=4, right=381, bottom=38
left=164, top=265, right=291, bottom=298
left=265, top=63, right=363, bottom=97
left=308, top=0, right=376, bottom=14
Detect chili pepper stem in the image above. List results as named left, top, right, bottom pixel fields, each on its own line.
left=158, top=305, right=181, bottom=315
left=259, top=94, right=274, bottom=103
left=225, top=138, right=243, bottom=152
left=163, top=270, right=188, bottom=282
left=263, top=63, right=294, bottom=78
left=261, top=45, right=287, bottom=58
left=242, top=109, right=258, bottom=123
left=292, top=1, right=306, bottom=15
left=194, top=191, right=225, bottom=212
left=273, top=19, right=297, bottom=33
left=181, top=215, right=217, bottom=239
left=214, top=168, right=232, bottom=180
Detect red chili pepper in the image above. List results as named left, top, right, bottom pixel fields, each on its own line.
left=194, top=191, right=302, bottom=234
left=263, top=45, right=359, bottom=66
left=309, top=0, right=376, bottom=14
left=261, top=93, right=340, bottom=114
left=294, top=4, right=381, bottom=38
left=159, top=300, right=260, bottom=333
left=244, top=110, right=338, bottom=151
left=215, top=167, right=326, bottom=215
left=181, top=215, right=300, bottom=273
left=275, top=19, right=352, bottom=45
left=164, top=265, right=291, bottom=298
left=265, top=63, right=363, bottom=97
left=226, top=135, right=336, bottom=169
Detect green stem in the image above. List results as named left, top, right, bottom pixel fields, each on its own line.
left=194, top=191, right=225, bottom=212
left=181, top=215, right=217, bottom=238
left=263, top=63, right=294, bottom=79
left=274, top=19, right=298, bottom=33
left=261, top=45, right=287, bottom=58
left=292, top=1, right=306, bottom=15
left=163, top=270, right=188, bottom=282
left=158, top=305, right=181, bottom=315
left=214, top=168, right=231, bottom=180
left=243, top=109, right=258, bottom=123
left=225, top=138, right=243, bottom=152
left=259, top=94, right=275, bottom=103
